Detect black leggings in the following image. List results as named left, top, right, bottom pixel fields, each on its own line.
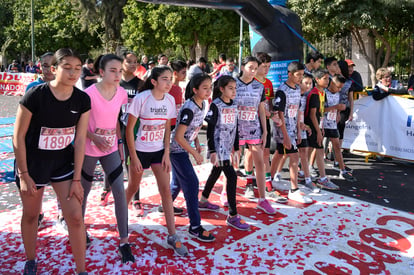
left=202, top=161, right=238, bottom=216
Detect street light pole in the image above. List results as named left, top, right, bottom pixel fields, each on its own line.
left=238, top=16, right=243, bottom=73
left=31, top=0, right=35, bottom=62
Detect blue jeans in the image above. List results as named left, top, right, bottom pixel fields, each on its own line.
left=170, top=152, right=201, bottom=227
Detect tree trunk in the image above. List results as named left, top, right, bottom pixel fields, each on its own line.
left=352, top=28, right=377, bottom=86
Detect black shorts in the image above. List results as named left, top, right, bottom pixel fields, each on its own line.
left=337, top=107, right=350, bottom=139
left=15, top=157, right=74, bottom=190
left=324, top=128, right=340, bottom=139
left=136, top=149, right=164, bottom=169
left=307, top=128, right=324, bottom=149
left=297, top=138, right=309, bottom=148
left=276, top=143, right=298, bottom=155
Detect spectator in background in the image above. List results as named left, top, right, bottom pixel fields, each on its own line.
left=142, top=60, right=156, bottom=81
left=407, top=74, right=414, bottom=93
left=141, top=55, right=149, bottom=70
left=158, top=54, right=169, bottom=66
left=25, top=52, right=55, bottom=92
left=81, top=58, right=99, bottom=90
left=25, top=60, right=40, bottom=74
left=133, top=59, right=147, bottom=80
left=187, top=57, right=207, bottom=81
left=219, top=57, right=239, bottom=78
left=209, top=53, right=226, bottom=79
left=372, top=68, right=407, bottom=101
left=346, top=59, right=364, bottom=92
left=304, top=51, right=323, bottom=75
left=8, top=60, right=22, bottom=72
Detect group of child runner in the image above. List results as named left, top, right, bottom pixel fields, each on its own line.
left=13, top=48, right=357, bottom=274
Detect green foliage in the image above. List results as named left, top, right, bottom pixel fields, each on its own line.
left=121, top=0, right=241, bottom=60
left=3, top=0, right=100, bottom=61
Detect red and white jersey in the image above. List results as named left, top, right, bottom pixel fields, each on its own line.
left=128, top=89, right=176, bottom=152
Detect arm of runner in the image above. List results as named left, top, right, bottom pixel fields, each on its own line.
left=162, top=119, right=171, bottom=173
left=126, top=114, right=143, bottom=173
left=13, top=105, right=37, bottom=196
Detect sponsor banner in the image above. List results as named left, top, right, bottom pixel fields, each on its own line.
left=0, top=72, right=37, bottom=96
left=343, top=96, right=414, bottom=161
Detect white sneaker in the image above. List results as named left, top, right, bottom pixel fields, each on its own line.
left=288, top=189, right=313, bottom=204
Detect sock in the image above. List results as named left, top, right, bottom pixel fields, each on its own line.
left=320, top=176, right=327, bottom=181
left=305, top=177, right=312, bottom=184
left=291, top=188, right=299, bottom=193
left=265, top=172, right=272, bottom=192
left=245, top=170, right=253, bottom=185
left=258, top=198, right=266, bottom=202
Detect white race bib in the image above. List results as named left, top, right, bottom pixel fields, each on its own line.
left=287, top=105, right=299, bottom=118
left=238, top=106, right=257, bottom=121
left=221, top=108, right=236, bottom=124
left=92, top=128, right=116, bottom=147
left=140, top=124, right=165, bottom=143
left=327, top=111, right=337, bottom=121
left=38, top=126, right=75, bottom=150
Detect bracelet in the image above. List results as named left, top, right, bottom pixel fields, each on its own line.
left=18, top=171, right=28, bottom=175
left=118, top=139, right=123, bottom=144
left=72, top=179, right=81, bottom=182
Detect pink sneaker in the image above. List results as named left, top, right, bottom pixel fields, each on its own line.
left=220, top=192, right=229, bottom=207
left=256, top=199, right=276, bottom=215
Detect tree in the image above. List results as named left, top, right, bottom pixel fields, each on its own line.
left=289, top=0, right=414, bottom=84
left=121, top=0, right=240, bottom=61
left=74, top=0, right=127, bottom=52
left=4, top=0, right=100, bottom=61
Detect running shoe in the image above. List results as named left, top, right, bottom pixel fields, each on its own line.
left=244, top=184, right=255, bottom=199
left=198, top=200, right=220, bottom=211
left=299, top=180, right=321, bottom=193
left=288, top=189, right=313, bottom=204
left=236, top=170, right=246, bottom=178
left=133, top=201, right=144, bottom=217
left=339, top=171, right=357, bottom=182
left=38, top=212, right=44, bottom=228
left=265, top=190, right=288, bottom=203
left=226, top=215, right=250, bottom=231
left=333, top=162, right=353, bottom=173
left=158, top=205, right=184, bottom=215
left=220, top=192, right=229, bottom=207
left=100, top=189, right=111, bottom=206
left=316, top=177, right=339, bottom=190
left=167, top=234, right=188, bottom=257
left=23, top=260, right=37, bottom=275
left=309, top=166, right=320, bottom=178
left=256, top=199, right=276, bottom=215
left=118, top=243, right=135, bottom=263
left=298, top=170, right=305, bottom=181
left=273, top=174, right=282, bottom=182
left=188, top=226, right=215, bottom=242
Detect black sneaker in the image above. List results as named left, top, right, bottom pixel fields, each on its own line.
left=158, top=205, right=184, bottom=215
left=332, top=162, right=353, bottom=173
left=236, top=170, right=246, bottom=178
left=23, top=260, right=37, bottom=275
left=118, top=243, right=135, bottom=263
left=38, top=212, right=44, bottom=228
left=188, top=226, right=215, bottom=242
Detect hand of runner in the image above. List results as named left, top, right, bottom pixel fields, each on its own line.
left=93, top=134, right=112, bottom=152
left=68, top=180, right=84, bottom=204
left=131, top=157, right=143, bottom=173
left=193, top=151, right=203, bottom=165
left=162, top=153, right=171, bottom=173
left=317, top=130, right=323, bottom=146
left=19, top=174, right=37, bottom=196
left=283, top=136, right=292, bottom=150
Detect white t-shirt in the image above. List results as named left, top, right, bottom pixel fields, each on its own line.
left=128, top=89, right=176, bottom=152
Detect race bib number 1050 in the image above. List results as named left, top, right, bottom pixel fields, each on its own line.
left=38, top=126, right=75, bottom=150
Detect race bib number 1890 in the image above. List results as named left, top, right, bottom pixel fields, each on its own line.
left=38, top=126, right=75, bottom=150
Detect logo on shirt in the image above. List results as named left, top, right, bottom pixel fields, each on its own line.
left=70, top=110, right=79, bottom=114
left=150, top=105, right=168, bottom=116
left=182, top=114, right=189, bottom=123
